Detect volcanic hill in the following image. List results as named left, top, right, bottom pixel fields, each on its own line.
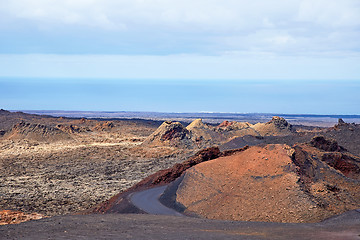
left=4, top=121, right=73, bottom=142
left=142, top=121, right=195, bottom=148
left=143, top=116, right=295, bottom=149
left=252, top=116, right=293, bottom=136
left=164, top=138, right=360, bottom=223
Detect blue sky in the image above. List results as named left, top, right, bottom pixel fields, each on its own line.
left=0, top=0, right=359, bottom=113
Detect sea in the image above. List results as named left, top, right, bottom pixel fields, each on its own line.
left=1, top=78, right=360, bottom=121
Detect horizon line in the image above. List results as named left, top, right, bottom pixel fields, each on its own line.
left=9, top=109, right=360, bottom=118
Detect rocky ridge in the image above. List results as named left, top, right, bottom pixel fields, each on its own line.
left=143, top=116, right=293, bottom=149
left=4, top=121, right=73, bottom=142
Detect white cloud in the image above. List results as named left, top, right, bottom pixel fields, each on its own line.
left=0, top=0, right=126, bottom=30
left=0, top=0, right=359, bottom=57
left=297, top=0, right=360, bottom=27
left=1, top=0, right=359, bottom=31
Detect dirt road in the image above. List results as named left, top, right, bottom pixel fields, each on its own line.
left=1, top=212, right=360, bottom=240
left=129, top=185, right=184, bottom=217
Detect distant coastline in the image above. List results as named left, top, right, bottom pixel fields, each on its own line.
left=13, top=110, right=360, bottom=127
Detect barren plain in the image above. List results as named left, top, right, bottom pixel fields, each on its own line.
left=0, top=110, right=195, bottom=221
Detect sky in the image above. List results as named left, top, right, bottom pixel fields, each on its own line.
left=0, top=0, right=359, bottom=113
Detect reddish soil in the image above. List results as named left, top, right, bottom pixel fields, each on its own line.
left=174, top=143, right=360, bottom=223
left=218, top=120, right=233, bottom=128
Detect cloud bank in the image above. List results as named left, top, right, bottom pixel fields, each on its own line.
left=1, top=0, right=359, bottom=55
left=0, top=0, right=359, bottom=79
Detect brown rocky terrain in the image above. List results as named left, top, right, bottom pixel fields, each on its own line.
left=143, top=116, right=296, bottom=150
left=142, top=121, right=195, bottom=148
left=1, top=109, right=359, bottom=228
left=168, top=139, right=360, bottom=223
left=252, top=116, right=293, bottom=136
left=90, top=136, right=360, bottom=224
left=0, top=110, right=195, bottom=219
left=5, top=121, right=74, bottom=142
left=216, top=120, right=259, bottom=139
left=88, top=146, right=225, bottom=214
left=186, top=119, right=224, bottom=146
left=222, top=118, right=360, bottom=156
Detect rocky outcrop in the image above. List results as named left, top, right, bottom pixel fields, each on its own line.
left=186, top=119, right=207, bottom=131
left=142, top=121, right=194, bottom=148
left=296, top=136, right=360, bottom=180
left=0, top=110, right=52, bottom=131
left=186, top=119, right=223, bottom=146
left=143, top=118, right=266, bottom=149
left=310, top=136, right=346, bottom=152
left=0, top=109, right=10, bottom=115
left=253, top=116, right=292, bottom=136
left=321, top=152, right=360, bottom=179
left=326, top=121, right=360, bottom=156
left=56, top=124, right=90, bottom=134
left=92, top=121, right=114, bottom=131
left=216, top=121, right=260, bottom=140
left=217, top=121, right=253, bottom=131
left=217, top=120, right=232, bottom=128
left=0, top=129, right=6, bottom=136
left=79, top=118, right=87, bottom=124
left=271, top=116, right=292, bottom=129
left=332, top=118, right=357, bottom=132
left=338, top=118, right=346, bottom=125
